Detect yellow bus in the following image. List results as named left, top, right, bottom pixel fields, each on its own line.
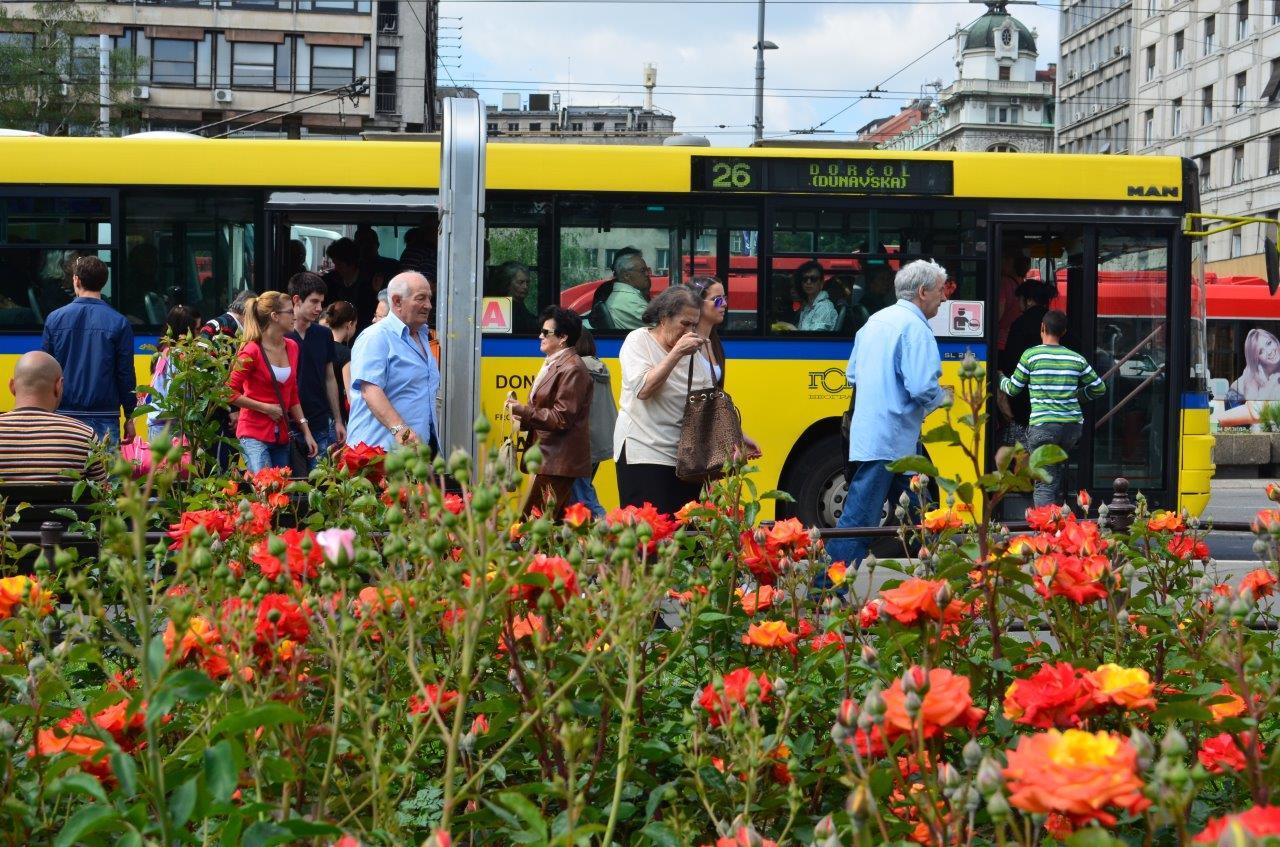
left=0, top=136, right=1211, bottom=519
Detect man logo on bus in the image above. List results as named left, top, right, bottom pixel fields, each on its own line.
left=1127, top=185, right=1179, bottom=197
left=808, top=367, right=850, bottom=394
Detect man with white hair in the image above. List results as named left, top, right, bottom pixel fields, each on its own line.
left=826, top=259, right=951, bottom=569
left=346, top=272, right=440, bottom=451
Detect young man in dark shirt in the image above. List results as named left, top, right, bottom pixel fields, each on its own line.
left=40, top=256, right=136, bottom=443
left=287, top=273, right=345, bottom=467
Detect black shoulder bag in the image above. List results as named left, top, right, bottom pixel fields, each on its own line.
left=259, top=352, right=311, bottom=478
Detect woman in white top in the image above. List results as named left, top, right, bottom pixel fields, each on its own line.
left=614, top=286, right=710, bottom=514
left=793, top=260, right=839, bottom=332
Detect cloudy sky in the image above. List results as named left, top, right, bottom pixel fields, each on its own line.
left=438, top=0, right=1060, bottom=145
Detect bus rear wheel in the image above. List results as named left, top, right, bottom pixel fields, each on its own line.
left=784, top=434, right=848, bottom=529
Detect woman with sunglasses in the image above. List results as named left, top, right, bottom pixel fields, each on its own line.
left=792, top=259, right=839, bottom=332
left=505, top=305, right=592, bottom=519
left=685, top=276, right=763, bottom=461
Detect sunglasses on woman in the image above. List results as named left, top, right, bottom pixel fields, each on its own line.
left=539, top=328, right=558, bottom=337
left=709, top=295, right=727, bottom=308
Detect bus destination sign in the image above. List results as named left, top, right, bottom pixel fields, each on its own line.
left=692, top=156, right=954, bottom=196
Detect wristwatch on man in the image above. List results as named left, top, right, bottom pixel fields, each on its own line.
left=390, top=424, right=406, bottom=438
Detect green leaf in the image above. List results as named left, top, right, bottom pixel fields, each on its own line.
left=51, top=772, right=107, bottom=804
left=279, top=820, right=343, bottom=838
left=641, top=821, right=683, bottom=847
left=498, top=791, right=548, bottom=840
left=1065, top=828, right=1128, bottom=847
left=886, top=455, right=939, bottom=477
left=148, top=668, right=217, bottom=728
left=111, top=749, right=137, bottom=798
left=1028, top=443, right=1068, bottom=470
left=212, top=702, right=305, bottom=738
left=145, top=636, right=166, bottom=683
left=242, top=821, right=292, bottom=847
left=54, top=804, right=118, bottom=847
left=204, top=740, right=238, bottom=804
left=921, top=422, right=963, bottom=445
left=169, top=777, right=198, bottom=828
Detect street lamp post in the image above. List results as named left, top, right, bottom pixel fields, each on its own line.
left=753, top=0, right=777, bottom=144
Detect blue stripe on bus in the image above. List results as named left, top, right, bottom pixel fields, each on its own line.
left=0, top=335, right=158, bottom=355
left=1181, top=391, right=1210, bottom=409
left=481, top=336, right=988, bottom=361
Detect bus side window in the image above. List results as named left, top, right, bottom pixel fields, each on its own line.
left=486, top=200, right=550, bottom=336
left=0, top=196, right=112, bottom=329
left=121, top=192, right=255, bottom=329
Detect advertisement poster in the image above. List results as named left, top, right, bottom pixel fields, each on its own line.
left=1210, top=325, right=1280, bottom=430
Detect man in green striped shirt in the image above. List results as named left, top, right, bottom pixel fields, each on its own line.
left=999, top=309, right=1107, bottom=507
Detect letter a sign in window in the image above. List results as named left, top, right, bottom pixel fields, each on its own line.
left=480, top=296, right=513, bottom=334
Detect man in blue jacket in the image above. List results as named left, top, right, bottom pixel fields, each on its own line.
left=40, top=255, right=137, bottom=442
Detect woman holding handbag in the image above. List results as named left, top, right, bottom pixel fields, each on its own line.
left=228, top=291, right=317, bottom=472
left=683, top=276, right=762, bottom=461
left=614, top=286, right=712, bottom=515
left=505, top=306, right=592, bottom=519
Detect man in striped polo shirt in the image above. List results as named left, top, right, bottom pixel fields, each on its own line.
left=999, top=309, right=1106, bottom=507
left=0, top=352, right=107, bottom=485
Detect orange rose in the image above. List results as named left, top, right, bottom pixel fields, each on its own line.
left=163, top=615, right=219, bottom=663
left=1240, top=568, right=1278, bottom=599
left=1089, top=664, right=1156, bottom=711
left=742, top=620, right=800, bottom=651
left=882, top=667, right=986, bottom=740
left=879, top=578, right=949, bottom=625
left=562, top=502, right=592, bottom=528
left=737, top=585, right=777, bottom=616
left=30, top=728, right=111, bottom=780
left=1147, top=511, right=1185, bottom=533
left=1207, top=684, right=1248, bottom=722
left=0, top=576, right=53, bottom=619
left=1004, top=729, right=1150, bottom=826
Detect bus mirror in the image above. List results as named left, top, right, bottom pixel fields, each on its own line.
left=1267, top=235, right=1280, bottom=296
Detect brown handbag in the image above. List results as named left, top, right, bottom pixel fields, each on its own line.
left=675, top=353, right=745, bottom=483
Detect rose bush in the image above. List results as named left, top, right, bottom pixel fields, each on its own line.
left=0, top=351, right=1276, bottom=845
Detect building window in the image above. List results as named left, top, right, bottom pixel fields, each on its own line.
left=231, top=41, right=274, bottom=89
left=152, top=38, right=197, bottom=87
left=1264, top=59, right=1280, bottom=102
left=1232, top=229, right=1243, bottom=257
left=1204, top=14, right=1217, bottom=51
left=1173, top=30, right=1184, bottom=67
left=311, top=45, right=358, bottom=88
left=1232, top=144, right=1246, bottom=181
left=998, top=65, right=1011, bottom=80
left=1269, top=134, right=1280, bottom=173
left=1171, top=98, right=1183, bottom=134
left=528, top=122, right=541, bottom=131
left=613, top=122, right=626, bottom=131
left=375, top=47, right=396, bottom=113
left=1274, top=0, right=1280, bottom=24
left=377, top=0, right=399, bottom=33
left=1199, top=154, right=1212, bottom=190
left=1143, top=45, right=1155, bottom=82
left=638, top=120, right=649, bottom=131
left=1236, top=72, right=1248, bottom=112
left=988, top=143, right=1018, bottom=152
left=486, top=122, right=498, bottom=132
left=1202, top=85, right=1214, bottom=124
left=570, top=122, right=583, bottom=131
left=1237, top=0, right=1250, bottom=39
left=506, top=122, right=518, bottom=132
left=1144, top=109, right=1154, bottom=145
left=592, top=121, right=604, bottom=131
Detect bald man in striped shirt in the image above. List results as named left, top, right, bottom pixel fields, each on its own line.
left=999, top=309, right=1106, bottom=508
left=0, top=352, right=107, bottom=485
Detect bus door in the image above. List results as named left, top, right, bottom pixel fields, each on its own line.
left=992, top=222, right=1175, bottom=510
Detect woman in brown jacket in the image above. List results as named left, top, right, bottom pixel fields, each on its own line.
left=506, top=305, right=593, bottom=519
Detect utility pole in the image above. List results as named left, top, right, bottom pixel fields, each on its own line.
left=98, top=33, right=110, bottom=137
left=752, top=0, right=776, bottom=144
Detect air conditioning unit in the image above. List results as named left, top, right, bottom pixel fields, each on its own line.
left=213, top=88, right=234, bottom=104
left=132, top=86, right=150, bottom=101
left=1074, top=111, right=1084, bottom=122
left=1114, top=45, right=1124, bottom=55
left=1068, top=69, right=1077, bottom=79
left=1010, top=97, right=1021, bottom=105
left=1091, top=104, right=1101, bottom=114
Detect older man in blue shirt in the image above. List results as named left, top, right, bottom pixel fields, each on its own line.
left=826, top=259, right=951, bottom=569
left=347, top=272, right=440, bottom=452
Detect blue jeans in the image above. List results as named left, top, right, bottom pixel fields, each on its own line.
left=69, top=413, right=120, bottom=443
left=824, top=459, right=919, bottom=569
left=309, top=419, right=336, bottom=470
left=1027, top=422, right=1082, bottom=507
left=239, top=437, right=291, bottom=473
left=570, top=463, right=606, bottom=518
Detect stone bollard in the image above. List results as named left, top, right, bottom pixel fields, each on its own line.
left=38, top=521, right=64, bottom=570
left=1105, top=478, right=1136, bottom=534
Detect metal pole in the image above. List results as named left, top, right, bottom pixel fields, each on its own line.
left=753, top=0, right=766, bottom=143
left=98, top=34, right=110, bottom=137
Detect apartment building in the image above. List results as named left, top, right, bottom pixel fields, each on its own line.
left=1132, top=0, right=1280, bottom=275
left=484, top=93, right=676, bottom=145
left=1056, top=0, right=1134, bottom=153
left=1, top=0, right=433, bottom=136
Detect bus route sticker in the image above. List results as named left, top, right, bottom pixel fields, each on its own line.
left=481, top=297, right=512, bottom=334
left=928, top=300, right=983, bottom=338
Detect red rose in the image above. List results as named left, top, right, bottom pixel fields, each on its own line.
left=1026, top=504, right=1067, bottom=531
left=607, top=502, right=677, bottom=553
left=1195, top=806, right=1280, bottom=844
left=1240, top=568, right=1278, bottom=599
left=1003, top=662, right=1098, bottom=729
left=698, top=667, right=772, bottom=727
left=409, top=683, right=459, bottom=716
left=1032, top=553, right=1110, bottom=604
left=254, top=594, right=311, bottom=646
left=1167, top=534, right=1210, bottom=561
left=338, top=442, right=387, bottom=484
left=250, top=528, right=324, bottom=586
left=1198, top=732, right=1253, bottom=774
left=517, top=554, right=579, bottom=609
left=882, top=667, right=986, bottom=740
left=166, top=509, right=236, bottom=550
